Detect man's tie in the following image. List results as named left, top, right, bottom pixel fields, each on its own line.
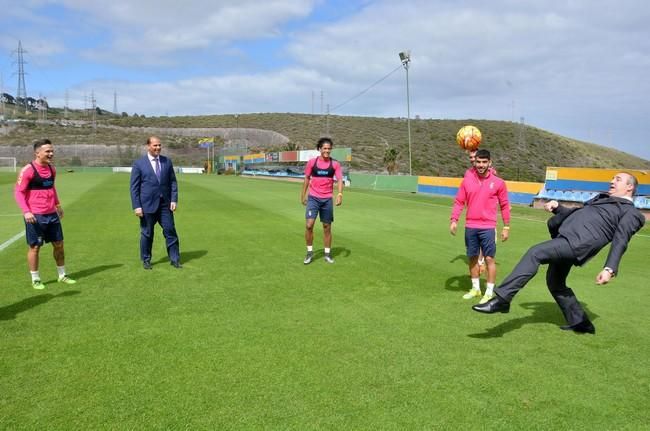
left=154, top=157, right=161, bottom=181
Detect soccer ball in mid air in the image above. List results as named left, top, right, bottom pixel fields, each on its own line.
left=456, top=125, right=482, bottom=151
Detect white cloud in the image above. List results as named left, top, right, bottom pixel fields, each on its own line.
left=60, top=0, right=318, bottom=64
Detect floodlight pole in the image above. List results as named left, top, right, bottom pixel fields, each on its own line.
left=399, top=51, right=412, bottom=176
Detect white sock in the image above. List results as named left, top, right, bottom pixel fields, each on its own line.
left=324, top=248, right=331, bottom=254
left=307, top=245, right=313, bottom=252
left=57, top=266, right=66, bottom=278
left=471, top=278, right=480, bottom=291
left=30, top=271, right=41, bottom=282
left=486, top=283, right=495, bottom=296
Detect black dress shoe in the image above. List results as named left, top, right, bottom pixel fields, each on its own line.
left=143, top=261, right=152, bottom=270
left=560, top=319, right=595, bottom=334
left=171, top=261, right=183, bottom=269
left=472, top=295, right=510, bottom=314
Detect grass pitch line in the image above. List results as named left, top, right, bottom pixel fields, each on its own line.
left=0, top=231, right=24, bottom=252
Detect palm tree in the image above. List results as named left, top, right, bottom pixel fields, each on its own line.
left=383, top=148, right=400, bottom=175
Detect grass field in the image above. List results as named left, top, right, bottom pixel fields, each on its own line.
left=1, top=172, right=649, bottom=429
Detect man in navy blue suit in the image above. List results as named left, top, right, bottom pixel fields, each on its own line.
left=130, top=136, right=181, bottom=269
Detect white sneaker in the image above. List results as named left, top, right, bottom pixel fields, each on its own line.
left=303, top=251, right=313, bottom=265
left=462, top=289, right=482, bottom=300
left=324, top=253, right=335, bottom=264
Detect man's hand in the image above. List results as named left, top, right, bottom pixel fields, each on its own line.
left=501, top=228, right=509, bottom=242
left=450, top=221, right=457, bottom=236
left=544, top=200, right=559, bottom=212
left=301, top=195, right=307, bottom=206
left=134, top=208, right=143, bottom=218
left=335, top=193, right=342, bottom=206
left=170, top=202, right=177, bottom=212
left=24, top=212, right=36, bottom=224
left=56, top=206, right=64, bottom=219
left=596, top=269, right=613, bottom=285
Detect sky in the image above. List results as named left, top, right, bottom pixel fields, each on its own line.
left=1, top=0, right=649, bottom=160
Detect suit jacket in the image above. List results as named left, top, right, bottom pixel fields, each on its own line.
left=130, top=154, right=178, bottom=213
left=547, top=194, right=645, bottom=272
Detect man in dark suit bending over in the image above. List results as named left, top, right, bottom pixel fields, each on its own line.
left=473, top=172, right=645, bottom=334
left=130, top=136, right=182, bottom=269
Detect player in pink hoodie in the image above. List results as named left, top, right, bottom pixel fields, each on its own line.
left=451, top=149, right=510, bottom=304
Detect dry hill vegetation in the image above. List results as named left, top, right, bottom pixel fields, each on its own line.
left=1, top=108, right=649, bottom=182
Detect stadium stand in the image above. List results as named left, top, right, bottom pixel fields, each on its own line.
left=533, top=167, right=650, bottom=215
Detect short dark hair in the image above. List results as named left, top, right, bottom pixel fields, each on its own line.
left=146, top=136, right=160, bottom=145
left=317, top=137, right=333, bottom=150
left=475, top=149, right=491, bottom=160
left=33, top=138, right=52, bottom=151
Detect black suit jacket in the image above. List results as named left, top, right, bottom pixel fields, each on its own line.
left=547, top=194, right=645, bottom=272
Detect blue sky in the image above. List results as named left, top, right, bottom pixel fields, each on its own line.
left=1, top=0, right=649, bottom=160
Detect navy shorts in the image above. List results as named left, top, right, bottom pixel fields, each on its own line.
left=465, top=227, right=496, bottom=258
left=25, top=213, right=64, bottom=246
left=306, top=195, right=334, bottom=224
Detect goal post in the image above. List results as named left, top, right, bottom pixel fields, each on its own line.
left=0, top=157, right=17, bottom=172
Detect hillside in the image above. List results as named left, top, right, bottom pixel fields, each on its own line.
left=1, top=111, right=649, bottom=182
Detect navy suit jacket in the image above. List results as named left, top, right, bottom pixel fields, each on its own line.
left=130, top=154, right=178, bottom=213
left=547, top=194, right=645, bottom=272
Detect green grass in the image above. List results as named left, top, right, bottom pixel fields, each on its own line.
left=1, top=174, right=649, bottom=429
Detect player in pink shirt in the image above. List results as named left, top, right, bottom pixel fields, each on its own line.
left=300, top=137, right=343, bottom=264
left=14, top=139, right=76, bottom=289
left=463, top=149, right=497, bottom=274
left=451, top=149, right=510, bottom=304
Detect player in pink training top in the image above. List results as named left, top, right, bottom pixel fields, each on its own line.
left=14, top=139, right=76, bottom=289
left=451, top=149, right=510, bottom=304
left=301, top=137, right=344, bottom=264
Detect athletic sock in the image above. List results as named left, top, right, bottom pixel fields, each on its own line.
left=307, top=245, right=313, bottom=252
left=486, top=283, right=495, bottom=296
left=57, top=266, right=66, bottom=278
left=471, top=278, right=480, bottom=291
left=30, top=271, right=41, bottom=282
left=324, top=248, right=331, bottom=254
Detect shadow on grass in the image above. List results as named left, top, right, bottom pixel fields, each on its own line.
left=153, top=249, right=208, bottom=266
left=468, top=301, right=599, bottom=338
left=305, top=247, right=351, bottom=263
left=445, top=254, right=502, bottom=292
left=0, top=290, right=81, bottom=321
left=450, top=254, right=469, bottom=265
left=67, top=264, right=124, bottom=280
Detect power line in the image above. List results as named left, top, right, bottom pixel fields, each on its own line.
left=331, top=64, right=402, bottom=112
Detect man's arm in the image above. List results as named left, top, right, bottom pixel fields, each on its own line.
left=301, top=176, right=310, bottom=206
left=450, top=181, right=467, bottom=235
left=334, top=162, right=344, bottom=206
left=301, top=160, right=313, bottom=205
left=498, top=181, right=511, bottom=241
left=599, top=209, right=646, bottom=279
left=14, top=165, right=36, bottom=223
left=129, top=162, right=143, bottom=216
left=169, top=159, right=178, bottom=211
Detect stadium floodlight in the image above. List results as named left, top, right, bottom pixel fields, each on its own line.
left=399, top=51, right=412, bottom=176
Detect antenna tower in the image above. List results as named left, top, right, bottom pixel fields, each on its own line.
left=113, top=91, right=118, bottom=115
left=0, top=73, right=4, bottom=117
left=91, top=90, right=97, bottom=128
left=12, top=40, right=28, bottom=113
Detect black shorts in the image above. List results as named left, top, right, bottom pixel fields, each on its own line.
left=25, top=213, right=64, bottom=246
